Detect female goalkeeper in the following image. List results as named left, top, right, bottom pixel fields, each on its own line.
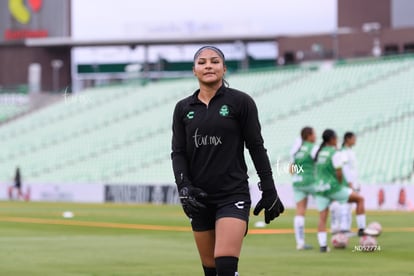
left=171, top=46, right=284, bottom=275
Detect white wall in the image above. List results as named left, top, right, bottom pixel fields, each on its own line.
left=71, top=0, right=337, bottom=39
left=392, top=0, right=414, bottom=28
left=71, top=0, right=337, bottom=63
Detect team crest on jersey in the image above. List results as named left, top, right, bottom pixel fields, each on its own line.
left=219, top=105, right=229, bottom=117
left=186, top=111, right=195, bottom=119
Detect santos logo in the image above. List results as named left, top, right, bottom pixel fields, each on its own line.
left=9, top=0, right=42, bottom=24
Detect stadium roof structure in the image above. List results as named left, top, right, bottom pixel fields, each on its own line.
left=22, top=35, right=279, bottom=48
left=19, top=28, right=365, bottom=48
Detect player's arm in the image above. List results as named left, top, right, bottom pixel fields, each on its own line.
left=342, top=153, right=351, bottom=184
left=171, top=102, right=190, bottom=185
left=289, top=163, right=295, bottom=175
left=335, top=168, right=343, bottom=183
left=171, top=102, right=206, bottom=218
left=343, top=165, right=359, bottom=190
left=289, top=138, right=303, bottom=175
left=240, top=95, right=284, bottom=223
left=289, top=156, right=295, bottom=175
left=240, top=95, right=273, bottom=191
left=341, top=151, right=356, bottom=189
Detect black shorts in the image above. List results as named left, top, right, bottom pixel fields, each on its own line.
left=190, top=198, right=251, bottom=232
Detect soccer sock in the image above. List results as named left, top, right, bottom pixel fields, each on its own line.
left=356, top=214, right=366, bottom=229
left=339, top=204, right=350, bottom=231
left=203, top=265, right=217, bottom=276
left=347, top=204, right=353, bottom=230
left=215, top=256, right=238, bottom=276
left=317, top=232, right=327, bottom=247
left=294, top=215, right=305, bottom=246
left=330, top=202, right=340, bottom=232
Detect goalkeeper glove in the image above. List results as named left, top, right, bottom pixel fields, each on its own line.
left=253, top=182, right=284, bottom=224
left=178, top=174, right=207, bottom=218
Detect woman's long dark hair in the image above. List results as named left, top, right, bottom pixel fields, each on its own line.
left=342, top=131, right=355, bottom=147
left=314, top=129, right=337, bottom=162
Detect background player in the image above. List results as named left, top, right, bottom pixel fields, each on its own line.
left=314, top=129, right=376, bottom=252
left=8, top=167, right=24, bottom=200
left=171, top=46, right=284, bottom=276
left=330, top=132, right=359, bottom=235
left=291, top=127, right=318, bottom=250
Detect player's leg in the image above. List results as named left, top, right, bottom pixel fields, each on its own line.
left=215, top=217, right=246, bottom=276
left=338, top=202, right=353, bottom=234
left=317, top=208, right=330, bottom=252
left=329, top=201, right=341, bottom=234
left=193, top=230, right=217, bottom=276
left=316, top=195, right=331, bottom=252
left=8, top=186, right=13, bottom=200
left=213, top=200, right=250, bottom=276
left=17, top=187, right=24, bottom=200
left=23, top=187, right=31, bottom=201
left=347, top=191, right=373, bottom=236
left=293, top=188, right=312, bottom=250
left=348, top=191, right=364, bottom=214
left=294, top=197, right=307, bottom=249
left=347, top=203, right=353, bottom=230
left=331, top=187, right=375, bottom=236
left=191, top=206, right=217, bottom=275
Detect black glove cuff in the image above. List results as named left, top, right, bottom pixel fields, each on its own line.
left=258, top=181, right=277, bottom=195
left=176, top=173, right=192, bottom=190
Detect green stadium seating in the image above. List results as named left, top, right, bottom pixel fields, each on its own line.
left=0, top=56, right=413, bottom=185
left=0, top=93, right=30, bottom=123
left=0, top=104, right=28, bottom=122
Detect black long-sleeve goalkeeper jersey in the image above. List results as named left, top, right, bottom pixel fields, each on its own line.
left=171, top=85, right=275, bottom=203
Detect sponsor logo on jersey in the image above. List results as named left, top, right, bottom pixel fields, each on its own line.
left=186, top=111, right=195, bottom=119
left=234, top=201, right=245, bottom=209
left=219, top=105, right=229, bottom=117
left=193, top=128, right=222, bottom=148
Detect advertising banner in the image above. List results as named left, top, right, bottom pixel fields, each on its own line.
left=1, top=181, right=412, bottom=211
left=250, top=183, right=414, bottom=211
left=0, top=182, right=104, bottom=203
left=104, top=184, right=179, bottom=204
left=0, top=0, right=70, bottom=42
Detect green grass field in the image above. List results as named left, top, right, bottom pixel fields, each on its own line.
left=0, top=201, right=413, bottom=275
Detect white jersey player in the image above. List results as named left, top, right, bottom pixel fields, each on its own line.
left=330, top=132, right=358, bottom=235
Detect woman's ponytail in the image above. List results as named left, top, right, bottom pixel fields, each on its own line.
left=314, top=141, right=326, bottom=162
left=314, top=129, right=337, bottom=161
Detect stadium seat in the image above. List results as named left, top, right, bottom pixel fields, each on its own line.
left=0, top=55, right=413, bottom=185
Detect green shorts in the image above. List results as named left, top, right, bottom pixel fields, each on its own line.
left=293, top=185, right=316, bottom=203
left=315, top=186, right=352, bottom=211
